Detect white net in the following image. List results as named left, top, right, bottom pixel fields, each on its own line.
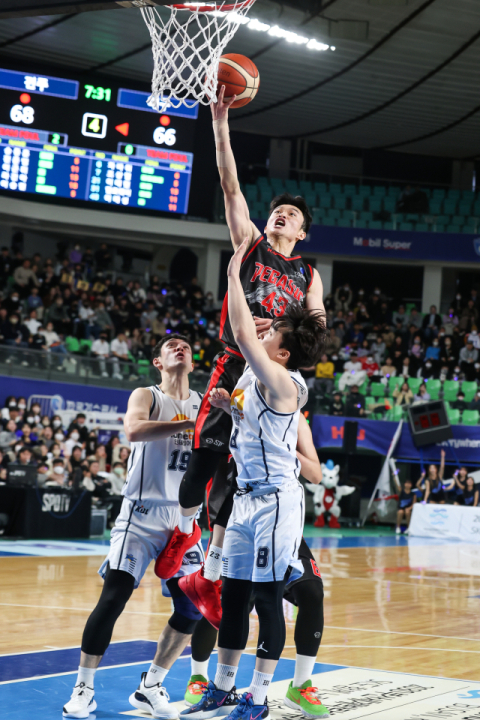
left=140, top=1, right=256, bottom=110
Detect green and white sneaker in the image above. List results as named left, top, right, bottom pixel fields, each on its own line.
left=184, top=675, right=209, bottom=706
left=284, top=680, right=330, bottom=718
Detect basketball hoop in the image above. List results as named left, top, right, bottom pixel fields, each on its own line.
left=140, top=1, right=256, bottom=110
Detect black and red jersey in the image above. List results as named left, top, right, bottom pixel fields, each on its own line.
left=219, top=235, right=314, bottom=354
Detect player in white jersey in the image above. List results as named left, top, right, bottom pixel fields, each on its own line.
left=180, top=239, right=328, bottom=720
left=63, top=335, right=206, bottom=720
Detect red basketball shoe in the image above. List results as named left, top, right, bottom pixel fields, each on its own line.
left=178, top=569, right=222, bottom=630
left=154, top=522, right=201, bottom=579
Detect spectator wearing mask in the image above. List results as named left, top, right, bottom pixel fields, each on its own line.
left=109, top=461, right=127, bottom=494
left=442, top=307, right=459, bottom=335
left=110, top=332, right=130, bottom=380
left=0, top=420, right=18, bottom=452
left=418, top=361, right=437, bottom=380
left=338, top=352, right=367, bottom=391
left=314, top=353, right=335, bottom=397
left=371, top=335, right=386, bottom=365
left=64, top=429, right=83, bottom=459
left=330, top=392, right=344, bottom=416
left=66, top=414, right=89, bottom=444
left=451, top=392, right=468, bottom=413
left=425, top=339, right=441, bottom=363
left=13, top=446, right=37, bottom=468
left=409, top=336, right=424, bottom=373
left=345, top=384, right=365, bottom=418
left=45, top=458, right=68, bottom=487
left=468, top=330, right=480, bottom=350
left=393, top=381, right=414, bottom=407
left=460, top=341, right=479, bottom=381
left=361, top=354, right=380, bottom=380
left=440, top=336, right=457, bottom=371
left=414, top=382, right=431, bottom=403
left=422, top=305, right=441, bottom=340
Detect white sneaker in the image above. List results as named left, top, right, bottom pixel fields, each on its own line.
left=113, top=373, right=123, bottom=380
left=395, top=527, right=401, bottom=535
left=101, top=371, right=109, bottom=377
left=129, top=672, right=178, bottom=719
left=63, top=682, right=97, bottom=718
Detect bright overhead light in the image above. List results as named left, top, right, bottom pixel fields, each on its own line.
left=213, top=10, right=333, bottom=52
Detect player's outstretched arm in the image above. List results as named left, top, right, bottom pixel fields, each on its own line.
left=124, top=387, right=194, bottom=443
left=212, top=86, right=258, bottom=250
left=227, top=239, right=297, bottom=413
left=296, top=413, right=322, bottom=484
left=307, top=267, right=326, bottom=315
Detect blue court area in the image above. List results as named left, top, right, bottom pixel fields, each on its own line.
left=0, top=641, right=343, bottom=720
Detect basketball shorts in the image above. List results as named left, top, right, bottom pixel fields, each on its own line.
left=284, top=537, right=323, bottom=603
left=98, top=498, right=204, bottom=589
left=193, top=351, right=245, bottom=454
left=222, top=483, right=304, bottom=583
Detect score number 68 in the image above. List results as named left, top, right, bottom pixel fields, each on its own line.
left=153, top=126, right=176, bottom=147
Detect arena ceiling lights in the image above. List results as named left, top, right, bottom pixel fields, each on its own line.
left=209, top=9, right=336, bottom=52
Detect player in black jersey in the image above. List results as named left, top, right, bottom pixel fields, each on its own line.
left=155, top=85, right=325, bottom=622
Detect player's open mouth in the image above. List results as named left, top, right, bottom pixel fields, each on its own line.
left=274, top=218, right=285, bottom=227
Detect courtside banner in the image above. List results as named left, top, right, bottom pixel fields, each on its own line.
left=312, top=415, right=480, bottom=463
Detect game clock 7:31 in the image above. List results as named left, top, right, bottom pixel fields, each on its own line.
left=84, top=84, right=111, bottom=102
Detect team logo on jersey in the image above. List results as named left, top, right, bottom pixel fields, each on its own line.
left=231, top=389, right=245, bottom=421
left=134, top=504, right=149, bottom=516
left=172, top=413, right=194, bottom=446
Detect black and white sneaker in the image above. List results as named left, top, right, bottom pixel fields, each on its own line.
left=63, top=682, right=97, bottom=718
left=129, top=672, right=179, bottom=719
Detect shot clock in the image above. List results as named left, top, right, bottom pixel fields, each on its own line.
left=408, top=401, right=453, bottom=448
left=0, top=64, right=198, bottom=214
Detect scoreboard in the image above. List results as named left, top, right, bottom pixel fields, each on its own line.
left=0, top=67, right=199, bottom=214
left=407, top=401, right=453, bottom=448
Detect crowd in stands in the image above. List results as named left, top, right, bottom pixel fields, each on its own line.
left=0, top=244, right=223, bottom=379
left=306, top=283, right=480, bottom=424
left=0, top=401, right=130, bottom=523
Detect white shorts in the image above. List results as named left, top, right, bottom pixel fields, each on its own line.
left=98, top=498, right=204, bottom=589
left=222, top=484, right=304, bottom=583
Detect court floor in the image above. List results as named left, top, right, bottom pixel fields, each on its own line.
left=2, top=529, right=480, bottom=719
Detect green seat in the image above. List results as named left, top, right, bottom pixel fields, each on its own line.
left=334, top=374, right=341, bottom=389
left=365, top=395, right=375, bottom=410
left=462, top=381, right=477, bottom=402
left=386, top=405, right=404, bottom=422
left=447, top=408, right=460, bottom=425
left=65, top=336, right=80, bottom=353
left=79, top=338, right=93, bottom=353
left=358, top=380, right=369, bottom=395
left=443, top=380, right=459, bottom=402
left=137, top=359, right=151, bottom=377
left=463, top=410, right=479, bottom=426
left=370, top=383, right=385, bottom=397
left=388, top=376, right=403, bottom=393
left=426, top=378, right=441, bottom=400
left=407, top=378, right=422, bottom=394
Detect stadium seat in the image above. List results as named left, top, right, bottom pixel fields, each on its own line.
left=370, top=383, right=385, bottom=397
left=447, top=408, right=460, bottom=425
left=329, top=183, right=342, bottom=194
left=429, top=200, right=442, bottom=214
left=451, top=215, right=464, bottom=226
left=337, top=218, right=352, bottom=227
left=320, top=195, right=332, bottom=209
left=446, top=225, right=459, bottom=233
left=387, top=405, right=404, bottom=422
left=447, top=189, right=461, bottom=200
left=271, top=179, right=285, bottom=194
left=383, top=221, right=394, bottom=230
left=351, top=197, right=365, bottom=212
left=474, top=201, right=480, bottom=216
left=434, top=224, right=446, bottom=233
left=314, top=182, right=327, bottom=194
left=245, top=184, right=258, bottom=202
left=358, top=380, right=369, bottom=395
left=388, top=376, right=403, bottom=393
left=462, top=381, right=477, bottom=402
left=304, top=192, right=317, bottom=208
left=432, top=188, right=446, bottom=200
left=368, top=220, right=382, bottom=229
left=459, top=202, right=472, bottom=216
left=368, top=199, right=382, bottom=213
left=312, top=208, right=325, bottom=224
left=360, top=211, right=373, bottom=222
left=462, top=190, right=475, bottom=201
left=327, top=208, right=341, bottom=219
left=388, top=186, right=401, bottom=197
left=259, top=187, right=272, bottom=202
left=137, top=359, right=151, bottom=377
left=285, top=179, right=299, bottom=195
left=79, top=339, right=93, bottom=354
left=333, top=196, right=347, bottom=210
left=415, top=223, right=429, bottom=232
left=407, top=378, right=422, bottom=394
left=426, top=378, right=441, bottom=399
left=344, top=184, right=357, bottom=196
left=359, top=186, right=371, bottom=197
left=463, top=225, right=475, bottom=233
left=443, top=200, right=457, bottom=215
left=299, top=180, right=313, bottom=194
left=322, top=217, right=336, bottom=226
left=373, top=186, right=387, bottom=197
left=383, top=198, right=396, bottom=213
left=65, top=336, right=80, bottom=353
left=399, top=222, right=413, bottom=231
left=442, top=380, right=459, bottom=402
left=406, top=214, right=420, bottom=222
left=257, top=176, right=269, bottom=186
left=251, top=201, right=267, bottom=217
left=462, top=410, right=480, bottom=426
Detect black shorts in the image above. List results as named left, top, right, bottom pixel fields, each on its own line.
left=193, top=350, right=245, bottom=454
left=284, top=537, right=323, bottom=605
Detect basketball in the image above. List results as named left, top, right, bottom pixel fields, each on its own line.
left=217, top=53, right=260, bottom=109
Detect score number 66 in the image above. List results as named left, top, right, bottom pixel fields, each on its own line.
left=153, top=126, right=176, bottom=147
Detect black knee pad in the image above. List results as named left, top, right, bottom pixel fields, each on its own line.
left=290, top=578, right=325, bottom=656
left=253, top=580, right=287, bottom=661
left=81, top=568, right=135, bottom=656
left=169, top=610, right=199, bottom=635
left=191, top=617, right=218, bottom=662
left=166, top=577, right=202, bottom=622
left=218, top=578, right=251, bottom=651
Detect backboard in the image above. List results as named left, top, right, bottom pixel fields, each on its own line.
left=0, top=1, right=173, bottom=19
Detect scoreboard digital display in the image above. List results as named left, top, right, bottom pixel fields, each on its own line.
left=408, top=401, right=453, bottom=448
left=0, top=66, right=199, bottom=214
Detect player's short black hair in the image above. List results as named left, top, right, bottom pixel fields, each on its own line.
left=273, top=306, right=328, bottom=370
left=152, top=333, right=192, bottom=362
left=269, top=193, right=313, bottom=235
